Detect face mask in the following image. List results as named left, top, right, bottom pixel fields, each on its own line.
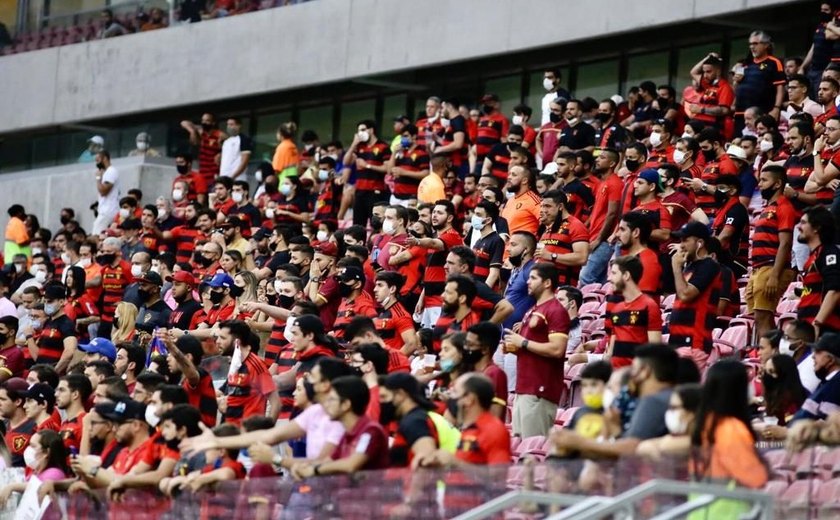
left=78, top=257, right=92, bottom=268
left=566, top=117, right=579, bottom=125
left=172, top=189, right=185, bottom=202
left=14, top=264, right=23, bottom=273
left=283, top=316, right=297, bottom=340
left=232, top=192, right=244, bottom=203
left=625, top=159, right=640, bottom=172
left=602, top=388, right=616, bottom=409
left=649, top=132, right=663, bottom=148
left=509, top=252, right=523, bottom=267
left=316, top=230, right=329, bottom=243
left=23, top=446, right=39, bottom=469
left=31, top=247, right=42, bottom=256
left=462, top=349, right=483, bottom=366
left=318, top=169, right=330, bottom=181
left=96, top=162, right=105, bottom=170
left=339, top=283, right=355, bottom=298
left=34, top=271, right=47, bottom=284
left=470, top=215, right=485, bottom=231
left=672, top=150, right=687, bottom=164
left=816, top=365, right=832, bottom=381
left=254, top=170, right=264, bottom=183
left=440, top=358, right=457, bottom=373
left=145, top=404, right=160, bottom=428
left=512, top=115, right=524, bottom=126
left=379, top=401, right=396, bottom=425
left=595, top=113, right=611, bottom=124
left=549, top=112, right=561, bottom=124
left=60, top=216, right=71, bottom=225
left=157, top=209, right=168, bottom=221
left=136, top=141, right=149, bottom=151
left=138, top=288, right=151, bottom=301
left=441, top=118, right=451, bottom=128
left=543, top=78, right=555, bottom=91
left=701, top=149, right=717, bottom=162
left=370, top=216, right=383, bottom=231
left=760, top=187, right=778, bottom=201
left=482, top=104, right=494, bottom=115
left=61, top=253, right=71, bottom=264
left=358, top=130, right=370, bottom=142
left=714, top=188, right=729, bottom=204
left=665, top=409, right=687, bottom=435
left=821, top=11, right=834, bottom=22
left=382, top=219, right=398, bottom=235
left=227, top=126, right=239, bottom=136
left=119, top=208, right=131, bottom=219
left=265, top=208, right=275, bottom=219
left=582, top=392, right=604, bottom=410
left=44, top=303, right=59, bottom=316
left=195, top=255, right=213, bottom=268
left=400, top=137, right=412, bottom=149
left=201, top=123, right=213, bottom=131
left=759, top=140, right=774, bottom=153
left=209, top=290, right=225, bottom=305
left=279, top=185, right=292, bottom=196
left=277, top=294, right=295, bottom=309
left=779, top=338, right=795, bottom=356
left=131, top=264, right=144, bottom=278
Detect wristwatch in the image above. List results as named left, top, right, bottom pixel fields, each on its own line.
left=551, top=253, right=558, bottom=262
left=521, top=339, right=529, bottom=351
left=271, top=454, right=283, bottom=470
left=313, top=464, right=322, bottom=476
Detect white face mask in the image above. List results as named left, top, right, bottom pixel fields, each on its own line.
left=61, top=253, right=71, bottom=264
left=441, top=118, right=451, bottom=128
left=543, top=77, right=555, bottom=91
left=566, top=117, right=579, bottom=126
left=382, top=219, right=396, bottom=235
left=31, top=247, right=42, bottom=256
left=34, top=270, right=47, bottom=284
left=273, top=280, right=284, bottom=296
left=602, top=388, right=615, bottom=410
left=14, top=264, right=23, bottom=273
left=23, top=445, right=39, bottom=469
left=145, top=403, right=160, bottom=428
left=119, top=208, right=131, bottom=219
left=470, top=215, right=485, bottom=231
left=672, top=150, right=687, bottom=164
left=357, top=130, right=370, bottom=142
left=136, top=141, right=149, bottom=151
left=157, top=209, right=168, bottom=221
left=759, top=140, right=774, bottom=153
left=512, top=115, right=524, bottom=126
left=318, top=169, right=330, bottom=181
left=232, top=192, right=244, bottom=204
left=649, top=132, right=663, bottom=148
left=131, top=264, right=144, bottom=278
left=78, top=257, right=92, bottom=268
left=316, top=230, right=329, bottom=242
left=779, top=338, right=795, bottom=356
left=172, top=189, right=184, bottom=202
left=228, top=343, right=243, bottom=378
left=283, top=317, right=296, bottom=340
left=255, top=170, right=264, bottom=183
left=265, top=208, right=275, bottom=219
left=664, top=409, right=687, bottom=435
left=681, top=132, right=692, bottom=139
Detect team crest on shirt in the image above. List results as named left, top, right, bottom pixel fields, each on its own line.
left=725, top=217, right=734, bottom=225
left=144, top=314, right=153, bottom=323
left=629, top=311, right=639, bottom=325
left=12, top=435, right=26, bottom=451
left=828, top=254, right=837, bottom=266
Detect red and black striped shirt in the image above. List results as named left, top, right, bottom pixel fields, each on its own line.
left=393, top=146, right=429, bottom=200
left=432, top=310, right=481, bottom=352
left=183, top=368, right=218, bottom=427
left=99, top=261, right=133, bottom=324
left=333, top=291, right=378, bottom=340
left=696, top=156, right=738, bottom=220
left=416, top=117, right=444, bottom=150
left=608, top=293, right=661, bottom=366
left=473, top=232, right=505, bottom=285
left=36, top=315, right=75, bottom=366
left=798, top=244, right=840, bottom=333
left=440, top=115, right=469, bottom=168
left=170, top=226, right=206, bottom=264
left=668, top=257, right=721, bottom=353
left=562, top=177, right=597, bottom=223
left=485, top=143, right=512, bottom=182
left=537, top=215, right=589, bottom=287
left=786, top=154, right=833, bottom=214
left=423, top=228, right=464, bottom=308
left=314, top=178, right=343, bottom=224
left=224, top=352, right=273, bottom=426
left=375, top=302, right=415, bottom=357
left=712, top=196, right=750, bottom=269
left=475, top=114, right=509, bottom=162
left=355, top=141, right=392, bottom=192
left=198, top=129, right=224, bottom=185
left=751, top=197, right=796, bottom=269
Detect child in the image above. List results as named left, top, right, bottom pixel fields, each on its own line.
left=565, top=361, right=612, bottom=441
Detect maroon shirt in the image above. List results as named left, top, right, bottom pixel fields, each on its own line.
left=515, top=298, right=570, bottom=403
left=0, top=344, right=25, bottom=379
left=333, top=415, right=389, bottom=470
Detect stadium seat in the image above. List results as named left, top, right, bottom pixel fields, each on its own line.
left=514, top=436, right=549, bottom=460
left=661, top=294, right=676, bottom=312
left=780, top=479, right=820, bottom=517
left=763, top=479, right=789, bottom=497
left=776, top=298, right=800, bottom=315
left=815, top=478, right=840, bottom=517
left=556, top=407, right=579, bottom=427
left=792, top=447, right=828, bottom=479
left=578, top=301, right=603, bottom=318
left=580, top=283, right=602, bottom=295
left=714, top=325, right=749, bottom=356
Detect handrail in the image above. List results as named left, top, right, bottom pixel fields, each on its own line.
left=36, top=0, right=169, bottom=31
left=450, top=490, right=590, bottom=520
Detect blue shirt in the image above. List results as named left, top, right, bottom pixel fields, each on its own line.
left=792, top=370, right=840, bottom=422
left=503, top=259, right=535, bottom=329
left=738, top=165, right=757, bottom=199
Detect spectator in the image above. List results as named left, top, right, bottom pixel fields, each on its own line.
left=800, top=2, right=837, bottom=93
left=606, top=255, right=662, bottom=368
left=93, top=150, right=121, bottom=236
left=735, top=31, right=785, bottom=126
left=781, top=319, right=819, bottom=393
left=594, top=98, right=628, bottom=151
left=56, top=373, right=92, bottom=453
left=140, top=8, right=167, bottom=31
left=784, top=74, right=823, bottom=122
left=815, top=78, right=840, bottom=132
left=4, top=204, right=30, bottom=263
left=557, top=99, right=596, bottom=154
left=128, top=132, right=161, bottom=157
left=636, top=383, right=702, bottom=459
left=0, top=377, right=35, bottom=467
left=99, top=9, right=128, bottom=38
left=797, top=206, right=840, bottom=337
left=181, top=113, right=226, bottom=186
left=688, top=128, right=739, bottom=220
left=757, top=354, right=808, bottom=440
left=272, top=122, right=299, bottom=179
left=535, top=190, right=588, bottom=287
left=0, top=429, right=69, bottom=503
left=711, top=174, right=750, bottom=277
left=579, top=148, right=622, bottom=285
left=792, top=332, right=840, bottom=422
left=434, top=99, right=469, bottom=177
left=687, top=53, right=735, bottom=134
left=562, top=361, right=612, bottom=444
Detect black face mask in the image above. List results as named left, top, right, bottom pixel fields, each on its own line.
left=97, top=253, right=116, bottom=266
left=138, top=288, right=151, bottom=301
left=447, top=398, right=460, bottom=419
left=701, top=149, right=717, bottom=162
left=821, top=11, right=833, bottom=22
left=201, top=123, right=213, bottom=131
left=625, top=159, right=640, bottom=172
left=549, top=112, right=562, bottom=124
left=656, top=97, right=670, bottom=108
left=379, top=401, right=396, bottom=425
left=409, top=230, right=423, bottom=239
left=339, top=283, right=355, bottom=298
left=370, top=216, right=383, bottom=232
left=176, top=164, right=189, bottom=175
left=165, top=437, right=181, bottom=450
left=95, top=162, right=105, bottom=170
left=713, top=189, right=729, bottom=204
left=195, top=255, right=213, bottom=268
left=60, top=216, right=71, bottom=225
left=595, top=113, right=612, bottom=124
left=816, top=365, right=832, bottom=381
left=0, top=332, right=8, bottom=345
left=462, top=349, right=483, bottom=366
left=482, top=104, right=494, bottom=115
left=265, top=183, right=278, bottom=194
left=113, top=316, right=121, bottom=329
left=760, top=187, right=778, bottom=201
left=209, top=290, right=225, bottom=305
left=509, top=252, right=524, bottom=267
left=278, top=294, right=295, bottom=309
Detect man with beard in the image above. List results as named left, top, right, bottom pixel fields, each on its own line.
left=176, top=273, right=237, bottom=342
left=160, top=206, right=215, bottom=265
left=134, top=271, right=171, bottom=333
left=711, top=175, right=750, bottom=277
left=56, top=373, right=92, bottom=452
left=96, top=237, right=133, bottom=339
left=332, top=266, right=377, bottom=341
left=689, top=128, right=739, bottom=220
left=166, top=271, right=202, bottom=331
left=501, top=165, right=541, bottom=236
left=807, top=115, right=840, bottom=221
left=815, top=78, right=840, bottom=132
left=557, top=99, right=596, bottom=154
left=535, top=190, right=588, bottom=287
left=605, top=256, right=662, bottom=369
left=372, top=271, right=418, bottom=357
left=502, top=263, right=570, bottom=437
left=796, top=206, right=840, bottom=337
left=432, top=275, right=481, bottom=353
left=408, top=200, right=463, bottom=328
left=747, top=165, right=796, bottom=340
left=668, top=222, right=722, bottom=371
left=580, top=148, right=622, bottom=286
left=556, top=152, right=597, bottom=223
left=615, top=212, right=662, bottom=300
left=344, top=120, right=392, bottom=227
left=114, top=343, right=144, bottom=395
left=629, top=169, right=671, bottom=245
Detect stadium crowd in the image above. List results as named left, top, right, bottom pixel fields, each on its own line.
left=3, top=4, right=840, bottom=514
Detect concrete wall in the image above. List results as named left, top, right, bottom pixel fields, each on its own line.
left=0, top=156, right=176, bottom=234
left=0, top=0, right=799, bottom=135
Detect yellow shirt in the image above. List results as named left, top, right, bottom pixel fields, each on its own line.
left=417, top=172, right=446, bottom=204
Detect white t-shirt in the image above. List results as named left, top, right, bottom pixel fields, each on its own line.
left=0, top=298, right=15, bottom=319
left=541, top=92, right=555, bottom=126
left=220, top=134, right=253, bottom=178
left=98, top=165, right=120, bottom=217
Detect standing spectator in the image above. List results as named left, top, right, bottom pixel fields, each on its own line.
left=4, top=205, right=29, bottom=264
left=29, top=284, right=76, bottom=374
left=711, top=175, right=750, bottom=277
left=96, top=237, right=134, bottom=339
left=0, top=316, right=24, bottom=380
left=388, top=124, right=429, bottom=207
left=272, top=122, right=299, bottom=180
left=579, top=148, right=622, bottom=285
left=687, top=53, right=735, bottom=134
left=512, top=104, right=537, bottom=151
left=535, top=98, right=567, bottom=169
left=79, top=135, right=105, bottom=164
left=606, top=256, right=662, bottom=368
left=594, top=98, right=628, bottom=151
left=540, top=68, right=571, bottom=125
left=503, top=263, right=570, bottom=437
left=735, top=31, right=785, bottom=127
left=557, top=99, right=596, bottom=154
left=474, top=94, right=509, bottom=170
left=219, top=117, right=253, bottom=180
left=434, top=100, right=469, bottom=177
left=747, top=165, right=796, bottom=339
left=343, top=120, right=392, bottom=227
left=501, top=165, right=541, bottom=236
left=415, top=96, right=443, bottom=152
left=669, top=222, right=722, bottom=370
left=689, top=128, right=739, bottom=221
left=181, top=113, right=226, bottom=187
left=140, top=8, right=167, bottom=31
left=797, top=206, right=840, bottom=336
left=535, top=190, right=588, bottom=287
left=800, top=2, right=837, bottom=93
left=92, top=150, right=121, bottom=236
left=690, top=360, right=768, bottom=503
left=332, top=266, right=377, bottom=341
left=643, top=119, right=675, bottom=168
left=622, top=81, right=661, bottom=137
left=98, top=9, right=127, bottom=38
left=630, top=169, right=672, bottom=245
left=471, top=200, right=505, bottom=288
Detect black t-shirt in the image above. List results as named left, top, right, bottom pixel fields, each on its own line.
left=169, top=299, right=202, bottom=330
left=232, top=203, right=262, bottom=230
left=136, top=299, right=173, bottom=333
left=558, top=122, right=596, bottom=151
left=37, top=315, right=76, bottom=365
left=735, top=56, right=785, bottom=112
left=390, top=406, right=436, bottom=467
left=265, top=250, right=292, bottom=274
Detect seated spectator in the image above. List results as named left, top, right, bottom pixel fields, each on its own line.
left=99, top=9, right=128, bottom=38
left=0, top=429, right=69, bottom=504
left=636, top=383, right=702, bottom=459
left=140, top=8, right=168, bottom=31
left=792, top=332, right=840, bottom=423
left=755, top=354, right=808, bottom=441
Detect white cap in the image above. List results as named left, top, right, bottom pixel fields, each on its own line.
left=88, top=135, right=105, bottom=146
left=610, top=95, right=624, bottom=105
left=726, top=144, right=748, bottom=162
left=541, top=162, right=559, bottom=175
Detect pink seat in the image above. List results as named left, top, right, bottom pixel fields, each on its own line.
left=764, top=480, right=789, bottom=496
left=714, top=325, right=749, bottom=355
left=780, top=479, right=819, bottom=515
left=815, top=478, right=840, bottom=514
left=513, top=436, right=546, bottom=457
left=556, top=407, right=579, bottom=427
left=776, top=298, right=800, bottom=315
left=580, top=283, right=602, bottom=294
left=579, top=301, right=603, bottom=317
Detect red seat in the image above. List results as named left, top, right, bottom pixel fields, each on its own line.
left=579, top=301, right=603, bottom=317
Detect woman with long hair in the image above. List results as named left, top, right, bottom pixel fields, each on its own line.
left=0, top=430, right=70, bottom=504
left=689, top=360, right=768, bottom=518
left=63, top=266, right=100, bottom=341
left=111, top=301, right=139, bottom=345
left=220, top=250, right=243, bottom=277
left=233, top=271, right=258, bottom=322
left=288, top=315, right=340, bottom=371
left=757, top=354, right=808, bottom=441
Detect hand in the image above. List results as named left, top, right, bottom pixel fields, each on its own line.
left=667, top=242, right=681, bottom=254
left=0, top=486, right=11, bottom=506
left=68, top=481, right=91, bottom=495
left=217, top=394, right=228, bottom=414
left=502, top=329, right=525, bottom=353
left=291, top=462, right=315, bottom=480
left=763, top=275, right=779, bottom=300
left=687, top=103, right=701, bottom=114
left=107, top=477, right=126, bottom=502
left=762, top=424, right=787, bottom=440
left=512, top=322, right=522, bottom=334
left=770, top=107, right=781, bottom=121
left=239, top=301, right=259, bottom=313
left=783, top=185, right=796, bottom=198
left=815, top=135, right=828, bottom=153
left=550, top=429, right=582, bottom=451
left=405, top=236, right=419, bottom=248
left=168, top=328, right=186, bottom=341
left=828, top=179, right=840, bottom=191
left=787, top=420, right=820, bottom=452
left=179, top=422, right=217, bottom=455
left=671, top=249, right=688, bottom=270
left=392, top=167, right=402, bottom=178
left=248, top=442, right=275, bottom=465
left=688, top=178, right=705, bottom=192
left=37, top=481, right=55, bottom=504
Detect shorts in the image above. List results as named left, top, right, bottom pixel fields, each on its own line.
left=745, top=265, right=795, bottom=313
left=512, top=394, right=557, bottom=438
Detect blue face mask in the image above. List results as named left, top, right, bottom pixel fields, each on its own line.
left=440, top=358, right=457, bottom=373
left=279, top=184, right=292, bottom=196
left=400, top=137, right=412, bottom=149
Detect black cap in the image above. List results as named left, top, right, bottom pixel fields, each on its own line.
left=671, top=221, right=711, bottom=241
left=94, top=398, right=146, bottom=423
left=43, top=283, right=67, bottom=300
left=339, top=266, right=365, bottom=285
left=252, top=228, right=270, bottom=241
left=119, top=218, right=142, bottom=231
left=136, top=271, right=163, bottom=286
left=23, top=383, right=56, bottom=409
left=382, top=372, right=434, bottom=410
left=715, top=174, right=742, bottom=192
left=221, top=216, right=245, bottom=229
left=814, top=332, right=840, bottom=358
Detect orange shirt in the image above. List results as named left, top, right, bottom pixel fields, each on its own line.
left=693, top=416, right=768, bottom=489
left=501, top=190, right=541, bottom=236
left=5, top=216, right=28, bottom=244
left=272, top=139, right=299, bottom=173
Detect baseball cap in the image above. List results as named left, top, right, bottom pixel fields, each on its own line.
left=383, top=373, right=434, bottom=410
left=94, top=398, right=146, bottom=424
left=79, top=337, right=117, bottom=363
left=339, top=266, right=365, bottom=285
left=136, top=271, right=163, bottom=286
left=814, top=332, right=840, bottom=358
left=252, top=228, right=271, bottom=241
left=2, top=377, right=29, bottom=398
left=480, top=93, right=500, bottom=103
left=88, top=135, right=105, bottom=146
left=671, top=221, right=711, bottom=241
left=637, top=169, right=663, bottom=192
left=715, top=174, right=742, bottom=192
left=207, top=272, right=234, bottom=289
left=315, top=241, right=338, bottom=258
left=23, top=383, right=56, bottom=409
left=541, top=162, right=559, bottom=175
left=166, top=271, right=196, bottom=286
left=220, top=216, right=245, bottom=229
left=726, top=145, right=748, bottom=163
